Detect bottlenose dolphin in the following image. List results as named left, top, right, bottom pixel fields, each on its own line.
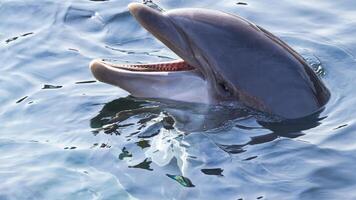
left=90, top=2, right=330, bottom=120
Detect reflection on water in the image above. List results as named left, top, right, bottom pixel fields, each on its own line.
left=91, top=95, right=324, bottom=159
left=166, top=174, right=195, bottom=188
left=201, top=168, right=224, bottom=176
left=5, top=32, right=34, bottom=44
left=86, top=94, right=326, bottom=199
left=1, top=0, right=356, bottom=199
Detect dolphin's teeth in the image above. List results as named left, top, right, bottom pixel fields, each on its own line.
left=108, top=60, right=194, bottom=72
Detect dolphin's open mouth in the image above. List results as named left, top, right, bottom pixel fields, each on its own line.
left=98, top=59, right=195, bottom=72
left=89, top=2, right=210, bottom=104
left=91, top=2, right=200, bottom=75
left=90, top=1, right=207, bottom=78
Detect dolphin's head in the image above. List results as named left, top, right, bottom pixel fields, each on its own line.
left=90, top=2, right=330, bottom=119
left=90, top=3, right=237, bottom=104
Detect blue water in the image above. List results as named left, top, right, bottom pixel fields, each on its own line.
left=1, top=0, right=356, bottom=199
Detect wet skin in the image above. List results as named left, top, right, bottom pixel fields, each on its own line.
left=90, top=3, right=330, bottom=120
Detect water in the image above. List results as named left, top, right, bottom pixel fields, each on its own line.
left=1, top=0, right=356, bottom=199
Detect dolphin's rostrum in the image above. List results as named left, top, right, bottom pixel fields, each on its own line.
left=90, top=3, right=330, bottom=120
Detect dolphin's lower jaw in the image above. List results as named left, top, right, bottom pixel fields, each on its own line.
left=89, top=58, right=196, bottom=88
left=90, top=59, right=211, bottom=104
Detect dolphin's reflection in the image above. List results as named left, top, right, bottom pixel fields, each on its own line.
left=92, top=96, right=324, bottom=132
left=91, top=96, right=251, bottom=134
left=90, top=96, right=151, bottom=129
left=217, top=111, right=325, bottom=155
left=90, top=96, right=326, bottom=162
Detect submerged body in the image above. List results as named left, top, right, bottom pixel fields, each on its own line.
left=90, top=3, right=330, bottom=120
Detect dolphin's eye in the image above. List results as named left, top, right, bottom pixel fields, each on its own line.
left=219, top=82, right=231, bottom=95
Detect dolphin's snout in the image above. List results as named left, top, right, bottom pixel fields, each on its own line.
left=89, top=59, right=110, bottom=84
left=128, top=2, right=145, bottom=16
left=127, top=2, right=167, bottom=32
left=89, top=59, right=101, bottom=70
left=128, top=2, right=160, bottom=22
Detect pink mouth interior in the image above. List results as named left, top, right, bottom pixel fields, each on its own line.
left=108, top=59, right=195, bottom=72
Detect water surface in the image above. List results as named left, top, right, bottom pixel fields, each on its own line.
left=1, top=0, right=356, bottom=199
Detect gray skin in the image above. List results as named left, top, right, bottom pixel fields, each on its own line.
left=90, top=3, right=330, bottom=120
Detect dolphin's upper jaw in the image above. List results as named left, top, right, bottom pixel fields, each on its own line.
left=127, top=3, right=202, bottom=71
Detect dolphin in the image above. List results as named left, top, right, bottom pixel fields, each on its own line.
left=90, top=2, right=330, bottom=120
